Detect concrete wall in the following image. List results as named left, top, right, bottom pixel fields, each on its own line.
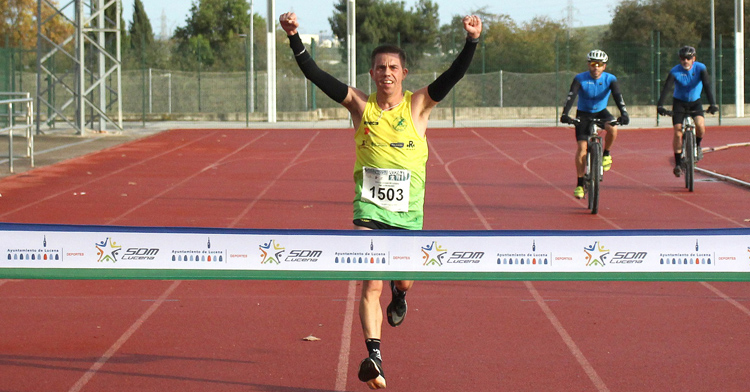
left=107, top=104, right=750, bottom=123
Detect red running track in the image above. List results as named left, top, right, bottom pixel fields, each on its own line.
left=0, top=126, right=749, bottom=391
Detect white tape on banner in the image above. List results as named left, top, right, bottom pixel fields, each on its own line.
left=1, top=224, right=749, bottom=279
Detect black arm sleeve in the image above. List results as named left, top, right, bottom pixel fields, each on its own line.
left=657, top=73, right=675, bottom=107
left=427, top=38, right=478, bottom=102
left=561, top=79, right=581, bottom=115
left=700, top=68, right=717, bottom=106
left=288, top=33, right=349, bottom=104
left=610, top=80, right=628, bottom=114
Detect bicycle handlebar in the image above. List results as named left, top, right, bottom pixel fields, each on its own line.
left=659, top=109, right=710, bottom=117
left=565, top=118, right=621, bottom=127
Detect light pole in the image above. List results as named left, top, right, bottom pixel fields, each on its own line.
left=249, top=0, right=254, bottom=114
left=347, top=0, right=356, bottom=88
left=266, top=0, right=276, bottom=122
left=735, top=0, right=744, bottom=117
left=240, top=34, right=250, bottom=126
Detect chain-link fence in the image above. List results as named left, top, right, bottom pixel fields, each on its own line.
left=2, top=42, right=747, bottom=128
left=0, top=48, right=10, bottom=93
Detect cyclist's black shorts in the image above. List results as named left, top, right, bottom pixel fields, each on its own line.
left=353, top=218, right=407, bottom=230
left=574, top=109, right=615, bottom=142
left=671, top=98, right=704, bottom=126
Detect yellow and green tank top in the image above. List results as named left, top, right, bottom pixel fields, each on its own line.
left=353, top=91, right=428, bottom=230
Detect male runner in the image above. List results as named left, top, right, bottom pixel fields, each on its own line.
left=280, top=11, right=482, bottom=390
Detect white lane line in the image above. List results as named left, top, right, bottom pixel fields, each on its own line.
left=518, top=129, right=745, bottom=227
left=106, top=131, right=268, bottom=225
left=525, top=281, right=611, bottom=392
left=430, top=137, right=609, bottom=392
left=335, top=280, right=358, bottom=391
left=0, top=137, right=105, bottom=165
left=510, top=130, right=624, bottom=228
left=610, top=168, right=747, bottom=227
left=67, top=280, right=181, bottom=392
left=229, top=131, right=320, bottom=228
left=427, top=139, right=493, bottom=230
left=0, top=131, right=219, bottom=219
left=700, top=282, right=750, bottom=317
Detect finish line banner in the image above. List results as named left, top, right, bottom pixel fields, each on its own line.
left=1, top=223, right=749, bottom=281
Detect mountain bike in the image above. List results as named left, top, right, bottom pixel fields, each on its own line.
left=566, top=117, right=620, bottom=214
left=661, top=110, right=699, bottom=192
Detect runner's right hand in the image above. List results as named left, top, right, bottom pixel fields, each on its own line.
left=279, top=12, right=299, bottom=35
left=657, top=106, right=668, bottom=116
left=560, top=114, right=572, bottom=124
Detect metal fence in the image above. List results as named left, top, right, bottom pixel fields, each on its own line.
left=1, top=42, right=745, bottom=127
left=0, top=93, right=34, bottom=172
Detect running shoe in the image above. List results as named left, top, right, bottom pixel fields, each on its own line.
left=574, top=186, right=584, bottom=199
left=697, top=148, right=703, bottom=161
left=358, top=355, right=386, bottom=389
left=673, top=165, right=682, bottom=177
left=386, top=280, right=407, bottom=327
left=602, top=155, right=612, bottom=171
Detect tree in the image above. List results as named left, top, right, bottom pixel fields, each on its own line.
left=328, top=0, right=440, bottom=72
left=480, top=13, right=579, bottom=74
left=0, top=0, right=73, bottom=49
left=604, top=0, right=750, bottom=53
left=128, top=0, right=155, bottom=67
left=172, top=0, right=253, bottom=71
left=105, top=0, right=130, bottom=57
left=600, top=0, right=750, bottom=91
left=603, top=0, right=687, bottom=50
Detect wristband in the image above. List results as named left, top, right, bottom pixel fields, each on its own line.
left=288, top=33, right=307, bottom=57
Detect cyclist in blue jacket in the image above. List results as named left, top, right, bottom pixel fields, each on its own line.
left=560, top=49, right=629, bottom=199
left=657, top=45, right=718, bottom=177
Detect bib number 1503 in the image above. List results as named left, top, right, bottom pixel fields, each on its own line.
left=368, top=186, right=404, bottom=202
left=361, top=167, right=411, bottom=212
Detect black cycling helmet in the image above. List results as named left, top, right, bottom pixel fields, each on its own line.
left=678, top=46, right=696, bottom=58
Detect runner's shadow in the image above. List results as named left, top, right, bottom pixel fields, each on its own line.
left=0, top=353, right=255, bottom=365
left=0, top=355, right=339, bottom=391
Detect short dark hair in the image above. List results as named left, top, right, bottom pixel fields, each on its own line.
left=370, top=45, right=407, bottom=68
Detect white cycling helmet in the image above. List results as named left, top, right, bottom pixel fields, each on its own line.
left=587, top=49, right=609, bottom=63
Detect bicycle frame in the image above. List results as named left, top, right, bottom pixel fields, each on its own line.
left=661, top=109, right=701, bottom=192
left=566, top=117, right=619, bottom=214
left=585, top=124, right=603, bottom=214
left=681, top=116, right=697, bottom=192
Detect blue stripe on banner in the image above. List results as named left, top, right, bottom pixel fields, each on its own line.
left=1, top=221, right=749, bottom=237
left=1, top=223, right=749, bottom=281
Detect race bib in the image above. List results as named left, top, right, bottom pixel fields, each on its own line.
left=361, top=167, right=411, bottom=212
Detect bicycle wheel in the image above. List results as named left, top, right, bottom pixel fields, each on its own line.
left=683, top=129, right=695, bottom=192
left=586, top=153, right=593, bottom=210
left=588, top=141, right=602, bottom=214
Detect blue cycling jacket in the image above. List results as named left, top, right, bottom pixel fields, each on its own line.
left=669, top=61, right=707, bottom=102
left=573, top=71, right=618, bottom=113
left=658, top=61, right=716, bottom=107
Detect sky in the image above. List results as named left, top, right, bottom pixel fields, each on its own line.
left=121, top=0, right=623, bottom=38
